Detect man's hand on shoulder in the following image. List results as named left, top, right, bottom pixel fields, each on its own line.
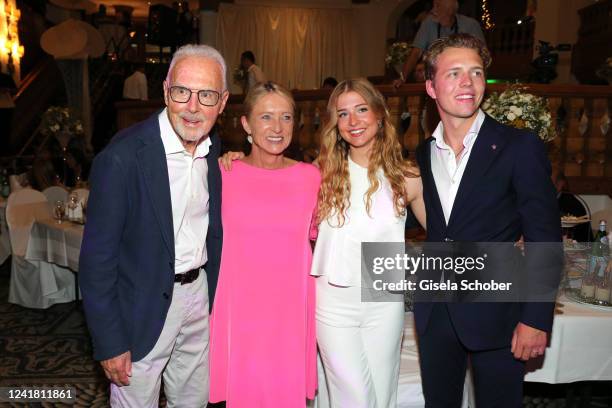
left=511, top=322, right=547, bottom=361
left=101, top=351, right=132, bottom=386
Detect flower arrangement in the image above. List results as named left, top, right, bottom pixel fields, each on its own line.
left=482, top=84, right=556, bottom=142
left=40, top=106, right=84, bottom=149
left=596, top=57, right=612, bottom=84
left=385, top=42, right=411, bottom=67
left=40, top=106, right=84, bottom=137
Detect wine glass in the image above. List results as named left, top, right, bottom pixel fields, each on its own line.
left=67, top=193, right=79, bottom=221
left=53, top=200, right=65, bottom=224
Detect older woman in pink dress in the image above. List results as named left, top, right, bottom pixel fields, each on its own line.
left=209, top=82, right=319, bottom=407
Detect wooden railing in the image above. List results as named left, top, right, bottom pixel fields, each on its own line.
left=115, top=83, right=612, bottom=196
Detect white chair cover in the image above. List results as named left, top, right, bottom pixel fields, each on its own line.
left=6, top=189, right=50, bottom=257
left=42, top=186, right=69, bottom=211
left=6, top=189, right=75, bottom=309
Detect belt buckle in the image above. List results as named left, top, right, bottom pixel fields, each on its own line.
left=179, top=273, right=188, bottom=285
left=180, top=271, right=190, bottom=285
left=181, top=268, right=198, bottom=285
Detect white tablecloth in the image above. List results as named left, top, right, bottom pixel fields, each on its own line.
left=24, top=218, right=84, bottom=272
left=9, top=218, right=84, bottom=307
left=525, top=295, right=612, bottom=383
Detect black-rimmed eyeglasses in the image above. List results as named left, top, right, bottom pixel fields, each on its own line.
left=169, top=86, right=221, bottom=106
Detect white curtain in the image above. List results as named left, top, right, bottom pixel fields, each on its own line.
left=217, top=3, right=359, bottom=92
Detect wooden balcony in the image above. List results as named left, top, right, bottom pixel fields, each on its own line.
left=115, top=83, right=612, bottom=196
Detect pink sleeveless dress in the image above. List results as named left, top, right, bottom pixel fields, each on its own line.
left=209, top=160, right=320, bottom=407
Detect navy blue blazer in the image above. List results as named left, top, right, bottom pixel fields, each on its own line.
left=414, top=114, right=562, bottom=351
left=79, top=113, right=223, bottom=362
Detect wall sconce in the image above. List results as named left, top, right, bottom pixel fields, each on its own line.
left=0, top=0, right=24, bottom=84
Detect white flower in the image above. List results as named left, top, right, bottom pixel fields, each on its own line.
left=483, top=84, right=556, bottom=142
left=510, top=106, right=523, bottom=116
left=50, top=124, right=60, bottom=132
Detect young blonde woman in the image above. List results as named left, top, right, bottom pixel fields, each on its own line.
left=312, top=78, right=425, bottom=408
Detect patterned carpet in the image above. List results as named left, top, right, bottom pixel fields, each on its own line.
left=0, top=261, right=111, bottom=407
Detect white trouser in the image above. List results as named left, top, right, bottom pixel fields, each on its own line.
left=316, top=276, right=404, bottom=408
left=110, top=271, right=209, bottom=408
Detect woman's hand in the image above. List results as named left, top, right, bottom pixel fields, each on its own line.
left=218, top=151, right=245, bottom=171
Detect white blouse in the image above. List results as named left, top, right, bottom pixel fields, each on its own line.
left=311, top=156, right=407, bottom=287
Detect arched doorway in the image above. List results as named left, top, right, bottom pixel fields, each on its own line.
left=384, top=0, right=429, bottom=80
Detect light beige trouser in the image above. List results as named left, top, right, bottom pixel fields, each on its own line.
left=110, top=271, right=209, bottom=408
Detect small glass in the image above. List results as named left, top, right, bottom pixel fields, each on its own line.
left=67, top=193, right=78, bottom=221
left=53, top=200, right=65, bottom=224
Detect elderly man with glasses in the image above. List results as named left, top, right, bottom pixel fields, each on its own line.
left=80, top=44, right=228, bottom=407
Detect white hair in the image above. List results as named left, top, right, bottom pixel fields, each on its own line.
left=166, top=44, right=228, bottom=90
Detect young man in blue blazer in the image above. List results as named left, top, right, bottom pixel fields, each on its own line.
left=414, top=34, right=562, bottom=407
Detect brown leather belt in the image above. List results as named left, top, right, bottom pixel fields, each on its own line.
left=174, top=267, right=200, bottom=285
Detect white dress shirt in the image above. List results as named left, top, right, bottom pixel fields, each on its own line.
left=430, top=109, right=485, bottom=224
left=159, top=109, right=211, bottom=274
left=123, top=70, right=148, bottom=100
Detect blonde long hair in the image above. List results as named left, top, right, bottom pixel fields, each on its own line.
left=317, top=78, right=418, bottom=226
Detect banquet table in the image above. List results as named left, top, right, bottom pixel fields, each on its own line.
left=523, top=249, right=612, bottom=383
left=524, top=295, right=612, bottom=383
left=23, top=218, right=84, bottom=300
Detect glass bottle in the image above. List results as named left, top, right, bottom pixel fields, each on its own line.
left=592, top=221, right=610, bottom=303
